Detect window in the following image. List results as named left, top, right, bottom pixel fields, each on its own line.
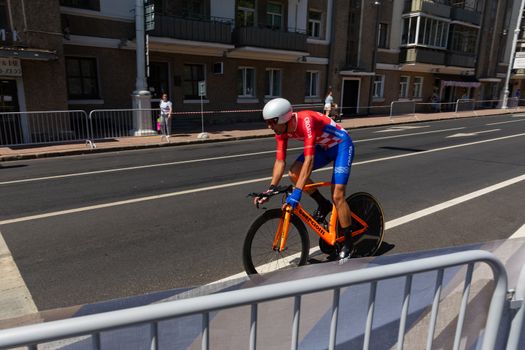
left=308, top=11, right=322, bottom=38
left=413, top=77, right=423, bottom=98
left=0, top=0, right=8, bottom=28
left=402, top=16, right=449, bottom=49
left=450, top=25, right=478, bottom=54
left=65, top=57, right=99, bottom=99
left=373, top=75, right=384, bottom=98
left=238, top=67, right=255, bottom=97
left=60, top=0, right=100, bottom=11
left=305, top=71, right=319, bottom=97
left=147, top=62, right=169, bottom=99
left=266, top=2, right=282, bottom=29
left=265, top=69, right=282, bottom=97
left=183, top=64, right=205, bottom=99
left=237, top=0, right=255, bottom=27
left=399, top=76, right=409, bottom=98
left=451, top=0, right=478, bottom=11
left=377, top=23, right=388, bottom=49
left=182, top=0, right=205, bottom=19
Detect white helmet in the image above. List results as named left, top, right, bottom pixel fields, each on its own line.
left=262, top=98, right=293, bottom=124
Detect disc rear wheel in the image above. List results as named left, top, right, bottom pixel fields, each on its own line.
left=346, top=192, right=385, bottom=257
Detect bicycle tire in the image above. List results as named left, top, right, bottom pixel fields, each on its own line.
left=243, top=209, right=310, bottom=275
left=345, top=192, right=385, bottom=257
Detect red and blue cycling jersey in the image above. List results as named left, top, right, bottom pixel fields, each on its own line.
left=275, top=110, right=355, bottom=185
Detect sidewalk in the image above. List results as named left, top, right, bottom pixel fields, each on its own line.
left=0, top=108, right=520, bottom=162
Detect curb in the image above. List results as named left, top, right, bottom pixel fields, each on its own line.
left=0, top=112, right=515, bottom=162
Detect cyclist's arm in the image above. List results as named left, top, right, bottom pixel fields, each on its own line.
left=271, top=135, right=287, bottom=186
left=294, top=155, right=313, bottom=190
left=270, top=159, right=286, bottom=186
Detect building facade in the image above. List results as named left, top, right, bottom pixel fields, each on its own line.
left=0, top=0, right=521, bottom=121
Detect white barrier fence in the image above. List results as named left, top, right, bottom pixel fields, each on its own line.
left=0, top=110, right=89, bottom=147
left=1, top=250, right=523, bottom=350
left=0, top=100, right=522, bottom=148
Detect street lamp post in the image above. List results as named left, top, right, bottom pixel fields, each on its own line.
left=502, top=0, right=525, bottom=109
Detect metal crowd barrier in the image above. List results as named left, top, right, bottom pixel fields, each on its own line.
left=390, top=100, right=416, bottom=118
left=0, top=250, right=512, bottom=350
left=0, top=110, right=89, bottom=147
left=455, top=98, right=476, bottom=113
left=1, top=101, right=523, bottom=149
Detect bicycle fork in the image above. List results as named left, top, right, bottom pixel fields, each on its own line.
left=272, top=206, right=293, bottom=252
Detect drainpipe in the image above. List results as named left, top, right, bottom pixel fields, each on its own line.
left=367, top=1, right=381, bottom=115
left=325, top=0, right=335, bottom=101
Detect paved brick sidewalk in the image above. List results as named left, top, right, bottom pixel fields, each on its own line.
left=0, top=108, right=521, bottom=162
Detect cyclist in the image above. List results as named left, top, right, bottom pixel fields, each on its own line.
left=254, top=98, right=355, bottom=259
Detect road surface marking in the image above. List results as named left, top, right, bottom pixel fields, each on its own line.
left=510, top=223, right=525, bottom=239
left=375, top=125, right=430, bottom=133
left=179, top=173, right=525, bottom=285
left=2, top=132, right=525, bottom=225
left=445, top=129, right=500, bottom=138
left=0, top=230, right=38, bottom=320
left=486, top=119, right=525, bottom=125
left=0, top=127, right=466, bottom=186
left=385, top=174, right=525, bottom=230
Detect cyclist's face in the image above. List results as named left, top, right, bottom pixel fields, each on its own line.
left=266, top=120, right=286, bottom=134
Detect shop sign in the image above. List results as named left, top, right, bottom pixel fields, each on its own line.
left=0, top=58, right=22, bottom=76
left=514, top=52, right=525, bottom=69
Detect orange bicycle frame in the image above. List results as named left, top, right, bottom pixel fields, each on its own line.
left=272, top=182, right=369, bottom=252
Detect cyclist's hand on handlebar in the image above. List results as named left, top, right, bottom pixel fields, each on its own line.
left=253, top=185, right=277, bottom=207
left=285, top=188, right=302, bottom=209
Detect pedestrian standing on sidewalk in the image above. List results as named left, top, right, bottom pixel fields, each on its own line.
left=324, top=91, right=334, bottom=117
left=159, top=93, right=173, bottom=142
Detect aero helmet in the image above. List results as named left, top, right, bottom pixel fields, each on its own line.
left=262, top=98, right=293, bottom=124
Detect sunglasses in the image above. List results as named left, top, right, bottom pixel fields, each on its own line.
left=265, top=118, right=278, bottom=127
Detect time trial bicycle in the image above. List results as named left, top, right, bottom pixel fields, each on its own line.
left=243, top=182, right=384, bottom=275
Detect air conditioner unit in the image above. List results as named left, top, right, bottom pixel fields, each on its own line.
left=213, top=62, right=224, bottom=75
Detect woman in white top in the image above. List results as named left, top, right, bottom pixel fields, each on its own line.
left=159, top=93, right=173, bottom=141
left=324, top=91, right=334, bottom=116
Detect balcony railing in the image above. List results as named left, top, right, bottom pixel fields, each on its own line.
left=446, top=52, right=476, bottom=67
left=400, top=47, right=446, bottom=65
left=149, top=15, right=233, bottom=44
left=232, top=26, right=308, bottom=52
left=404, top=0, right=451, bottom=17
left=450, top=7, right=481, bottom=25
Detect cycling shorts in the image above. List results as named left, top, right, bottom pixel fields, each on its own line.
left=296, top=137, right=354, bottom=185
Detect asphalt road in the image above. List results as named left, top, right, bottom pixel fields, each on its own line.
left=1, top=113, right=525, bottom=311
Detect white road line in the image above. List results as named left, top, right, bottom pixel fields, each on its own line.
left=2, top=132, right=525, bottom=226
left=183, top=172, right=525, bottom=285
left=386, top=174, right=525, bottom=230
left=0, top=127, right=466, bottom=186
left=510, top=223, right=525, bottom=239
left=486, top=119, right=525, bottom=125
left=0, top=230, right=38, bottom=320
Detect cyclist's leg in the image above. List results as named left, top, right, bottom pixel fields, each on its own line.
left=331, top=138, right=355, bottom=257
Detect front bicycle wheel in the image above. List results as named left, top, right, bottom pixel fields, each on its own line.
left=243, top=209, right=310, bottom=275
left=347, top=192, right=385, bottom=257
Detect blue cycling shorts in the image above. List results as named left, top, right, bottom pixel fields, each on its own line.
left=296, top=137, right=355, bottom=185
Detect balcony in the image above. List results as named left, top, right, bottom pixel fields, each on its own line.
left=149, top=15, right=232, bottom=45
left=404, top=0, right=450, bottom=17
left=400, top=47, right=446, bottom=65
left=450, top=7, right=481, bottom=26
left=232, top=26, right=308, bottom=52
left=446, top=52, right=476, bottom=67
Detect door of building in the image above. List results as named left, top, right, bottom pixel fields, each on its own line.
left=0, top=79, right=21, bottom=145
left=341, top=79, right=359, bottom=117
